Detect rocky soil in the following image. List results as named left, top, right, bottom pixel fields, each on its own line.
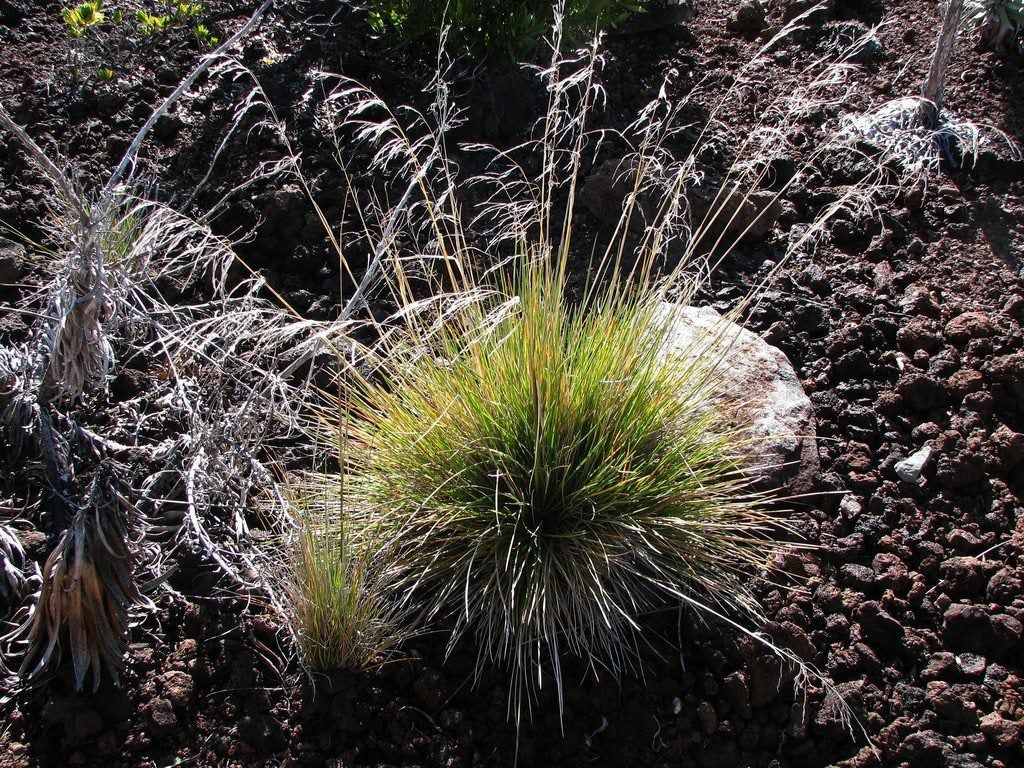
left=1, top=0, right=1023, bottom=767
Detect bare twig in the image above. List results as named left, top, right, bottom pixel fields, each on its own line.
left=98, top=0, right=275, bottom=210
left=920, top=0, right=966, bottom=122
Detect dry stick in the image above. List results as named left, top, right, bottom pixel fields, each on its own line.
left=97, top=0, right=274, bottom=212
left=919, top=0, right=965, bottom=125
left=0, top=106, right=86, bottom=224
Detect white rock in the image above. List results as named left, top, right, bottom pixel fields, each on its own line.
left=657, top=304, right=818, bottom=491
left=839, top=493, right=863, bottom=520
left=895, top=446, right=933, bottom=483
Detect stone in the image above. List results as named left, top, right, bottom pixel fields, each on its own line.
left=895, top=373, right=947, bottom=410
left=895, top=445, right=932, bottom=482
left=413, top=668, right=447, bottom=710
left=990, top=426, right=1024, bottom=469
left=938, top=557, right=985, bottom=597
left=0, top=236, right=29, bottom=285
left=899, top=730, right=949, bottom=768
left=934, top=451, right=987, bottom=490
left=872, top=552, right=910, bottom=590
left=159, top=670, right=194, bottom=709
left=955, top=653, right=986, bottom=678
left=971, top=137, right=1024, bottom=181
left=897, top=319, right=942, bottom=353
left=70, top=709, right=104, bottom=741
left=658, top=304, right=818, bottom=492
left=946, top=368, right=984, bottom=396
left=780, top=0, right=834, bottom=23
left=839, top=564, right=874, bottom=590
left=980, top=712, right=1022, bottom=749
left=854, top=600, right=905, bottom=647
left=153, top=113, right=185, bottom=144
left=696, top=738, right=740, bottom=768
left=147, top=697, right=177, bottom=738
left=728, top=1, right=766, bottom=34
left=687, top=188, right=781, bottom=251
left=833, top=533, right=865, bottom=559
left=944, top=311, right=992, bottom=344
left=838, top=494, right=863, bottom=520
left=943, top=604, right=1022, bottom=660
left=946, top=528, right=983, bottom=552
left=697, top=701, right=718, bottom=734
left=987, top=567, right=1023, bottom=603
left=900, top=285, right=942, bottom=317
left=769, top=620, right=814, bottom=660
left=722, top=672, right=752, bottom=719
left=925, top=681, right=979, bottom=724
left=921, top=652, right=958, bottom=681
left=984, top=352, right=1024, bottom=400
left=0, top=0, right=30, bottom=24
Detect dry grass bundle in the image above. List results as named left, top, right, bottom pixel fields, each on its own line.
left=15, top=467, right=152, bottom=690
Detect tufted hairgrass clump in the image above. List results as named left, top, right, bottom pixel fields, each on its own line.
left=284, top=493, right=403, bottom=672
left=262, top=11, right=891, bottom=728
left=346, top=259, right=784, bottom=716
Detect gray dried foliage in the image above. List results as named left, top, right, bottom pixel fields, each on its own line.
left=843, top=0, right=1019, bottom=185
left=0, top=0, right=322, bottom=691
left=16, top=467, right=152, bottom=691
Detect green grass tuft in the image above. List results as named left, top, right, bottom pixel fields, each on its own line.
left=348, top=260, right=785, bottom=715
left=284, top=491, right=403, bottom=673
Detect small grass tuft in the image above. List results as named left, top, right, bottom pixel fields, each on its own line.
left=284, top=488, right=403, bottom=673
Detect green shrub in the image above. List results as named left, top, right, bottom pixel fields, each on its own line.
left=63, top=0, right=106, bottom=38
left=347, top=259, right=782, bottom=713
left=365, top=0, right=645, bottom=61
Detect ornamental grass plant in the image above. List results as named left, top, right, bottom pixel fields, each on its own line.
left=283, top=486, right=403, bottom=672
left=344, top=256, right=784, bottom=716
left=263, top=6, right=888, bottom=729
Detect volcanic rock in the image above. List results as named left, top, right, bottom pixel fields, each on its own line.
left=658, top=304, right=818, bottom=492
left=895, top=445, right=932, bottom=482
left=854, top=600, right=905, bottom=647
left=727, top=1, right=766, bottom=34
left=944, top=312, right=992, bottom=345
left=0, top=236, right=28, bottom=285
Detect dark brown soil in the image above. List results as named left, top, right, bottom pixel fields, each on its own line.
left=1, top=1, right=1023, bottom=767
